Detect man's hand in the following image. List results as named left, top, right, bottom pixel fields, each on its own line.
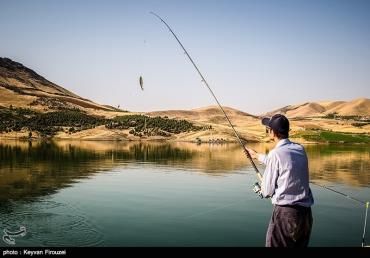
left=252, top=182, right=264, bottom=199
left=246, top=148, right=258, bottom=160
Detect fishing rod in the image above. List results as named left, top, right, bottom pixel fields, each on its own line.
left=150, top=12, right=262, bottom=182
left=309, top=181, right=369, bottom=247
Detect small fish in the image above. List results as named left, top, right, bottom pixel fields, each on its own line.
left=139, top=76, right=144, bottom=91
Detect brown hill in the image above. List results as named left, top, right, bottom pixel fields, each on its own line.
left=324, top=98, right=370, bottom=116
left=146, top=106, right=257, bottom=120
left=146, top=106, right=262, bottom=142
left=264, top=98, right=370, bottom=118
left=0, top=57, right=116, bottom=112
left=147, top=105, right=257, bottom=124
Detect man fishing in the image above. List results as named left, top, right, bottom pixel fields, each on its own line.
left=150, top=12, right=370, bottom=248
left=247, top=114, right=314, bottom=247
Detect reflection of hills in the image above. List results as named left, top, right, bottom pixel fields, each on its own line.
left=0, top=141, right=115, bottom=203
left=53, top=141, right=250, bottom=172
left=305, top=145, right=370, bottom=187
left=0, top=141, right=250, bottom=203
left=153, top=142, right=249, bottom=172
left=1, top=140, right=368, bottom=204
left=52, top=141, right=250, bottom=173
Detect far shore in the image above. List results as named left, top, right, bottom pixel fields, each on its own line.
left=1, top=134, right=369, bottom=145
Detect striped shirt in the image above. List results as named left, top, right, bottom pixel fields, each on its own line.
left=258, top=139, right=314, bottom=207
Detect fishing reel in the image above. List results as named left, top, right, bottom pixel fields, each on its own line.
left=252, top=182, right=263, bottom=199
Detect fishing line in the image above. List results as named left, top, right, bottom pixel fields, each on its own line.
left=184, top=199, right=249, bottom=220
left=150, top=12, right=262, bottom=182
left=310, top=181, right=366, bottom=205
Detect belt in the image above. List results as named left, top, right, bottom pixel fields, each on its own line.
left=275, top=204, right=311, bottom=210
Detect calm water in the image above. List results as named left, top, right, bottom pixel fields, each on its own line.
left=0, top=140, right=369, bottom=247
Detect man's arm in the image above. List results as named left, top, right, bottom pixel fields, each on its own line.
left=247, top=148, right=278, bottom=198
left=261, top=152, right=279, bottom=198
left=246, top=148, right=267, bottom=164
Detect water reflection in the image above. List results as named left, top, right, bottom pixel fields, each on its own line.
left=306, top=144, right=370, bottom=187
left=0, top=141, right=113, bottom=203
left=0, top=140, right=369, bottom=204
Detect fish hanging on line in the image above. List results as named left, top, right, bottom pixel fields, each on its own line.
left=139, top=76, right=144, bottom=91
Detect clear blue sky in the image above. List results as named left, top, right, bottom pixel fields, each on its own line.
left=1, top=0, right=369, bottom=114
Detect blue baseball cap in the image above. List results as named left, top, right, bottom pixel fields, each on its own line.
left=261, top=114, right=289, bottom=135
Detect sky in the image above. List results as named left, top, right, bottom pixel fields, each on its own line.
left=1, top=0, right=369, bottom=114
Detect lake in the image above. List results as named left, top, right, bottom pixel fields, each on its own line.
left=0, top=140, right=369, bottom=247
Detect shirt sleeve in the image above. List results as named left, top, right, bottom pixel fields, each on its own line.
left=261, top=151, right=279, bottom=198
left=258, top=154, right=267, bottom=165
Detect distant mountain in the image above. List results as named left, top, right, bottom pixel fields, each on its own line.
left=145, top=106, right=261, bottom=142
left=0, top=57, right=116, bottom=111
left=264, top=98, right=370, bottom=118
left=146, top=105, right=258, bottom=124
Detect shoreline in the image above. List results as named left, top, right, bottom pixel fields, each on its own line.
left=1, top=135, right=369, bottom=145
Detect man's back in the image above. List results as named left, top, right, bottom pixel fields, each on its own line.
left=259, top=139, right=314, bottom=207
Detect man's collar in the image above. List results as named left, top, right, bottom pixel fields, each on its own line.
left=275, top=138, right=290, bottom=148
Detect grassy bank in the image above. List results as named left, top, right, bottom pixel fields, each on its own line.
left=292, top=129, right=370, bottom=143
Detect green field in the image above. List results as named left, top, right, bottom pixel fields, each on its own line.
left=292, top=129, right=370, bottom=143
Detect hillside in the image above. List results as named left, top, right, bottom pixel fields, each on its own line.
left=145, top=106, right=262, bottom=142
left=147, top=106, right=257, bottom=124
left=0, top=57, right=117, bottom=112
left=265, top=98, right=370, bottom=118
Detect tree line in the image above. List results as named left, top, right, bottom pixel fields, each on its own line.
left=0, top=108, right=209, bottom=137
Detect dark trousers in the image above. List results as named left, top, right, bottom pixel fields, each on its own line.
left=266, top=205, right=313, bottom=247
